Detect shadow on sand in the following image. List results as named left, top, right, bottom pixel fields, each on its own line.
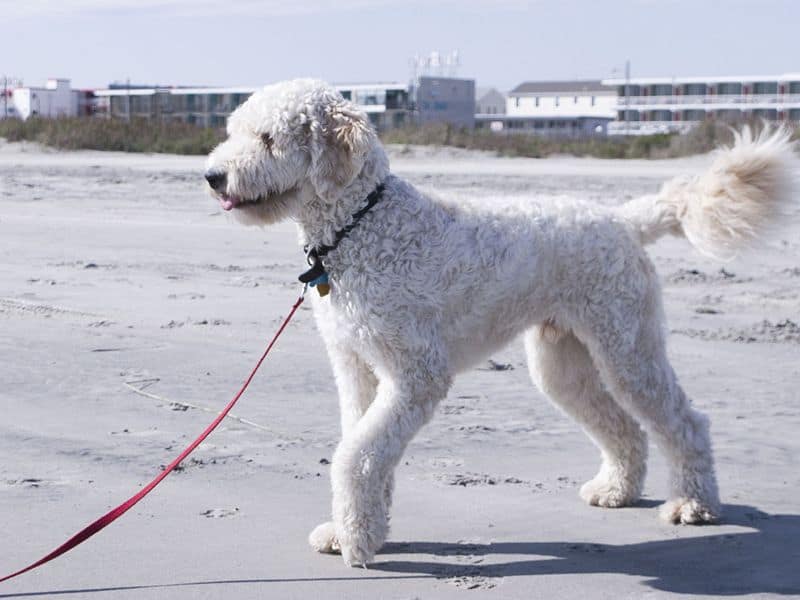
left=375, top=503, right=800, bottom=595
left=0, top=504, right=796, bottom=597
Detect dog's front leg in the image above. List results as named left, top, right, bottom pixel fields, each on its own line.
left=330, top=363, right=450, bottom=566
left=309, top=345, right=377, bottom=555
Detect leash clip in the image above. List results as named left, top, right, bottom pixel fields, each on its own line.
left=298, top=248, right=326, bottom=284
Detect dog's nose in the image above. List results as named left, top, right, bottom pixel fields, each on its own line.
left=205, top=169, right=227, bottom=192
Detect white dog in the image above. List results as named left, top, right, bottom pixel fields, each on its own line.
left=205, top=79, right=795, bottom=567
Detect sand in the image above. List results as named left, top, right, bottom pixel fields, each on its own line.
left=0, top=140, right=798, bottom=599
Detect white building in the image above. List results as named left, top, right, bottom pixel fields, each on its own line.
left=602, top=73, right=800, bottom=135
left=476, top=80, right=616, bottom=136
left=8, top=79, right=91, bottom=120
left=94, top=82, right=411, bottom=131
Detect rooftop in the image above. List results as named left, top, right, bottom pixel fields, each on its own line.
left=94, top=81, right=408, bottom=97
left=509, top=80, right=611, bottom=95
left=603, top=73, right=800, bottom=86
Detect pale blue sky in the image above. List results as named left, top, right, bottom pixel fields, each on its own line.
left=3, top=0, right=799, bottom=91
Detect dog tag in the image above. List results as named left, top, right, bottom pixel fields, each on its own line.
left=309, top=272, right=330, bottom=297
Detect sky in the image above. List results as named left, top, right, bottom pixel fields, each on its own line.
left=2, top=0, right=799, bottom=91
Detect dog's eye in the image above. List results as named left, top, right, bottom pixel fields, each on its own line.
left=260, top=133, right=273, bottom=151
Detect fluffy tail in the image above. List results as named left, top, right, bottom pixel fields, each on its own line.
left=619, top=126, right=796, bottom=260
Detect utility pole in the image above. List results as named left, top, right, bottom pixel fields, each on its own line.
left=624, top=59, right=630, bottom=135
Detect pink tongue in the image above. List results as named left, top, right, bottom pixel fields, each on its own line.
left=219, top=196, right=238, bottom=211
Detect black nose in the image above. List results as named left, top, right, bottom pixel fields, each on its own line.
left=205, top=169, right=227, bottom=191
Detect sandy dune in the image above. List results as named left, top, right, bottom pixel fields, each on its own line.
left=0, top=141, right=798, bottom=599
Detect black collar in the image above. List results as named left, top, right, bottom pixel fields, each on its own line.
left=298, top=183, right=385, bottom=284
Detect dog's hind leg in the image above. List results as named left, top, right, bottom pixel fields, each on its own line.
left=525, top=326, right=647, bottom=508
left=576, top=271, right=720, bottom=524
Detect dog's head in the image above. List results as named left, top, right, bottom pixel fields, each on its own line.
left=205, top=78, right=380, bottom=225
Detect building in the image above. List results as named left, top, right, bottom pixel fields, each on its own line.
left=414, top=76, right=476, bottom=129
left=476, top=80, right=616, bottom=136
left=475, top=87, right=506, bottom=116
left=5, top=78, right=93, bottom=120
left=602, top=73, right=800, bottom=135
left=474, top=87, right=506, bottom=133
left=93, top=82, right=411, bottom=131
left=1, top=88, right=19, bottom=119
left=338, top=83, right=410, bottom=130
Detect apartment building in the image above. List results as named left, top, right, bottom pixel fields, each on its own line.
left=602, top=73, right=800, bottom=135
left=94, top=82, right=411, bottom=131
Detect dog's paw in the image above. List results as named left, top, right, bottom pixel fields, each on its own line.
left=660, top=497, right=720, bottom=524
left=340, top=541, right=375, bottom=568
left=309, top=521, right=340, bottom=554
left=579, top=474, right=638, bottom=508
left=335, top=519, right=387, bottom=568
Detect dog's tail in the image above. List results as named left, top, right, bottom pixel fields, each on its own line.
left=618, top=126, right=796, bottom=260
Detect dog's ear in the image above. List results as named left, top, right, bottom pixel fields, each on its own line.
left=307, top=95, right=374, bottom=202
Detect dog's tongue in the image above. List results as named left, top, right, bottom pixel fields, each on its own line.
left=219, top=195, right=240, bottom=211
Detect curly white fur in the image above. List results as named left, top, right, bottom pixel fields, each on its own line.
left=205, top=79, right=797, bottom=566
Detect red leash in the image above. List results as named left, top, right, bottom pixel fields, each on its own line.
left=1, top=292, right=306, bottom=584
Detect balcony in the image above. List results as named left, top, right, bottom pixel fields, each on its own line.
left=615, top=94, right=800, bottom=108
left=607, top=121, right=696, bottom=136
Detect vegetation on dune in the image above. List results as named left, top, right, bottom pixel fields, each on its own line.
left=383, top=120, right=799, bottom=159
left=0, top=116, right=796, bottom=158
left=382, top=123, right=662, bottom=159
left=0, top=117, right=225, bottom=155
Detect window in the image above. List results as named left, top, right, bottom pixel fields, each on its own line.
left=131, top=95, right=151, bottom=113
left=753, top=82, right=778, bottom=95
left=717, top=83, right=742, bottom=95
left=535, top=96, right=539, bottom=107
left=385, top=89, right=406, bottom=109
left=651, top=110, right=671, bottom=121
left=752, top=108, right=778, bottom=119
left=515, top=97, right=520, bottom=108
left=717, top=109, right=742, bottom=122
left=555, top=96, right=559, bottom=107
left=355, top=90, right=384, bottom=105
left=110, top=96, right=126, bottom=115
left=685, top=84, right=707, bottom=95
left=574, top=96, right=578, bottom=104
left=591, top=96, right=595, bottom=106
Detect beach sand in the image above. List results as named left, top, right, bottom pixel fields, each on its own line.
left=1, top=141, right=798, bottom=599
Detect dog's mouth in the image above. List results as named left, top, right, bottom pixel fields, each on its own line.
left=217, top=193, right=263, bottom=211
